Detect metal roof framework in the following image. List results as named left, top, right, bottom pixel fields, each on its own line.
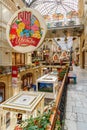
left=24, top=0, right=78, bottom=16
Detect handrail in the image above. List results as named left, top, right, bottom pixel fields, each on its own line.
left=47, top=72, right=68, bottom=130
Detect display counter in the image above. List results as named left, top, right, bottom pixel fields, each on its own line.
left=36, top=72, right=58, bottom=99
left=0, top=91, right=45, bottom=130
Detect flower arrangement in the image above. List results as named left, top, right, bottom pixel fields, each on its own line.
left=16, top=110, right=52, bottom=130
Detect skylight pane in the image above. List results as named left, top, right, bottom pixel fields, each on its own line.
left=24, top=0, right=78, bottom=21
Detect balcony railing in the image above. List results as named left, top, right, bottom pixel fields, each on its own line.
left=46, top=16, right=84, bottom=29
left=0, top=64, right=40, bottom=75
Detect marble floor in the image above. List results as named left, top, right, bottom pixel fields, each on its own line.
left=64, top=66, right=87, bottom=130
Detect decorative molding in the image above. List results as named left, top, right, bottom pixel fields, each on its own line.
left=0, top=0, right=18, bottom=12
left=82, top=46, right=87, bottom=51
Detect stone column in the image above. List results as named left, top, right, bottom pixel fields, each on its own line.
left=12, top=74, right=22, bottom=96
left=78, top=0, right=84, bottom=17
left=84, top=38, right=87, bottom=69
left=79, top=33, right=84, bottom=68
left=84, top=0, right=87, bottom=69
left=25, top=53, right=32, bottom=65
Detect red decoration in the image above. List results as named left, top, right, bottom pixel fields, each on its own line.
left=10, top=36, right=40, bottom=47
left=12, top=66, right=18, bottom=77
left=14, top=125, right=23, bottom=130
left=10, top=28, right=17, bottom=35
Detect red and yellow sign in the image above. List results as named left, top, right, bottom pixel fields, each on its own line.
left=6, top=8, right=47, bottom=53
left=12, top=66, right=18, bottom=88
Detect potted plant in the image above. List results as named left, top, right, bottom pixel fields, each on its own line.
left=55, top=119, right=61, bottom=130
left=19, top=109, right=52, bottom=130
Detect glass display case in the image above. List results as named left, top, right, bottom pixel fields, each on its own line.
left=0, top=91, right=45, bottom=130
left=36, top=73, right=58, bottom=99
left=0, top=82, right=5, bottom=103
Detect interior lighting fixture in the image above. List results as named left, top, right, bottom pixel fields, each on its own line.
left=57, top=38, right=60, bottom=41
left=48, top=39, right=52, bottom=42
left=72, top=37, right=77, bottom=41
left=64, top=37, right=67, bottom=42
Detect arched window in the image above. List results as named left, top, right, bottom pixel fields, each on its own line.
left=24, top=0, right=78, bottom=18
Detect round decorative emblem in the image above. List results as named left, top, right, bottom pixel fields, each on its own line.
left=6, top=8, right=47, bottom=53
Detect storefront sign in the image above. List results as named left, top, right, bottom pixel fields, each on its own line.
left=6, top=8, right=47, bottom=53
left=12, top=66, right=18, bottom=87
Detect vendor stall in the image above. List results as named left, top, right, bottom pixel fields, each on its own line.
left=36, top=72, right=58, bottom=99
left=0, top=91, right=45, bottom=130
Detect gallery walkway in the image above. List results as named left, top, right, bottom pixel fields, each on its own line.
left=64, top=65, right=87, bottom=130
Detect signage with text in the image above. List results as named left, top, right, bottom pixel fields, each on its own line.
left=6, top=8, right=47, bottom=53
left=12, top=66, right=18, bottom=88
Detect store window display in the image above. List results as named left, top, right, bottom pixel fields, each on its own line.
left=12, top=53, right=25, bottom=66
left=0, top=82, right=5, bottom=103
left=17, top=113, right=22, bottom=124
left=21, top=73, right=33, bottom=91
left=0, top=93, right=3, bottom=102
left=6, top=112, right=10, bottom=128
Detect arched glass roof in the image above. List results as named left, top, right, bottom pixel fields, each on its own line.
left=24, top=0, right=78, bottom=17
left=54, top=37, right=73, bottom=50
left=23, top=0, right=79, bottom=51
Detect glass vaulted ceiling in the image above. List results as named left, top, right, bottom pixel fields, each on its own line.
left=23, top=0, right=79, bottom=50
left=24, top=0, right=78, bottom=16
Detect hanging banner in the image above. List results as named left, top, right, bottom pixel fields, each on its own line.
left=12, top=66, right=18, bottom=88
left=6, top=8, right=47, bottom=53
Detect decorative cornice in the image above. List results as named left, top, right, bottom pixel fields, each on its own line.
left=0, top=0, right=17, bottom=12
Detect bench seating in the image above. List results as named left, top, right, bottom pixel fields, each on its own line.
left=68, top=72, right=77, bottom=84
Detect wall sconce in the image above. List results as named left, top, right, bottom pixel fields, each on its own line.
left=57, top=38, right=60, bottom=41
left=48, top=39, right=52, bottom=43
left=73, top=37, right=77, bottom=41
left=5, top=50, right=10, bottom=54
left=5, top=52, right=9, bottom=54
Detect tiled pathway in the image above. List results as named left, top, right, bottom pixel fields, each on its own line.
left=64, top=66, right=87, bottom=130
